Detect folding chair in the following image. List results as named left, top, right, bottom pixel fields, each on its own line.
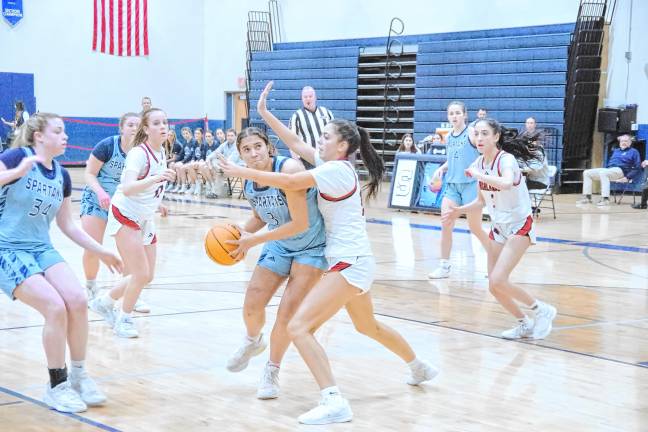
left=610, top=178, right=637, bottom=205
left=227, top=177, right=245, bottom=198
left=528, top=165, right=557, bottom=219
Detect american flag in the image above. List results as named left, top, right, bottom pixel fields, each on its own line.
left=92, top=0, right=149, bottom=56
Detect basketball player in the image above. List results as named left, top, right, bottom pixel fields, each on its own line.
left=443, top=118, right=557, bottom=340
left=0, top=113, right=123, bottom=412
left=428, top=101, right=490, bottom=279
left=223, top=127, right=327, bottom=400
left=90, top=108, right=175, bottom=338
left=219, top=81, right=437, bottom=425
left=80, top=113, right=139, bottom=300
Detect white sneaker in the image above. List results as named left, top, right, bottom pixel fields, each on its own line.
left=407, top=361, right=439, bottom=386
left=533, top=302, right=557, bottom=340
left=133, top=298, right=151, bottom=313
left=257, top=364, right=280, bottom=399
left=88, top=297, right=116, bottom=327
left=114, top=314, right=139, bottom=338
left=501, top=319, right=534, bottom=339
left=86, top=283, right=98, bottom=302
left=226, top=334, right=267, bottom=372
left=596, top=198, right=610, bottom=207
left=69, top=370, right=106, bottom=406
left=428, top=266, right=450, bottom=279
left=193, top=182, right=202, bottom=196
left=576, top=197, right=592, bottom=204
left=170, top=184, right=182, bottom=193
left=298, top=394, right=353, bottom=425
left=43, top=381, right=87, bottom=413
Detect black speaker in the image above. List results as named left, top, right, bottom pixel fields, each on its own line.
left=597, top=108, right=618, bottom=132
left=618, top=104, right=637, bottom=132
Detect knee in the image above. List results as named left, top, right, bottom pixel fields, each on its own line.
left=488, top=274, right=507, bottom=294
left=66, top=291, right=88, bottom=316
left=353, top=319, right=380, bottom=338
left=45, top=300, right=68, bottom=325
left=286, top=317, right=309, bottom=341
left=243, top=286, right=268, bottom=316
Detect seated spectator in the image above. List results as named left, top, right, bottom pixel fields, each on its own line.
left=577, top=134, right=641, bottom=206
left=397, top=134, right=420, bottom=154
left=518, top=117, right=544, bottom=147
left=206, top=128, right=245, bottom=197
left=215, top=128, right=226, bottom=145
left=469, top=107, right=488, bottom=127
left=631, top=159, right=648, bottom=210
left=197, top=130, right=221, bottom=198
left=170, top=127, right=196, bottom=193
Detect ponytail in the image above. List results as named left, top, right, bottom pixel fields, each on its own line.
left=12, top=112, right=62, bottom=148
left=475, top=118, right=544, bottom=164
left=329, top=119, right=384, bottom=200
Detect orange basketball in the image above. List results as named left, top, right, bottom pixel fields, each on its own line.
left=204, top=223, right=242, bottom=266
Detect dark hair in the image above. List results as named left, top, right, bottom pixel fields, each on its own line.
left=226, top=128, right=237, bottom=135
left=132, top=108, right=166, bottom=147
left=15, top=100, right=25, bottom=112
left=329, top=119, right=384, bottom=200
left=397, top=134, right=417, bottom=153
left=475, top=118, right=544, bottom=163
left=236, top=127, right=275, bottom=156
left=13, top=112, right=62, bottom=148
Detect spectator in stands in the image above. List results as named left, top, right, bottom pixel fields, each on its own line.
left=170, top=127, right=195, bottom=193
left=164, top=129, right=182, bottom=190
left=469, top=108, right=488, bottom=128
left=140, top=96, right=152, bottom=114
left=2, top=100, right=30, bottom=146
left=206, top=128, right=244, bottom=197
left=215, top=128, right=226, bottom=146
left=518, top=117, right=544, bottom=147
left=577, top=134, right=641, bottom=206
left=397, top=134, right=420, bottom=154
left=631, top=159, right=648, bottom=210
left=289, top=86, right=334, bottom=168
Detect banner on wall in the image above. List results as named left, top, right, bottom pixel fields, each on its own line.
left=2, top=0, right=23, bottom=27
left=92, top=0, right=149, bottom=56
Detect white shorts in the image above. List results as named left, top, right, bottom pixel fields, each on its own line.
left=489, top=215, right=536, bottom=245
left=106, top=205, right=157, bottom=246
left=326, top=255, right=375, bottom=293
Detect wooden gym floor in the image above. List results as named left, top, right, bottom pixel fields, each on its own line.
left=1, top=167, right=647, bottom=431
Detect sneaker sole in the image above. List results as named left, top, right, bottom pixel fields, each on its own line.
left=43, top=394, right=87, bottom=413
left=298, top=412, right=353, bottom=425
left=226, top=343, right=267, bottom=372
left=533, top=307, right=557, bottom=340
left=407, top=367, right=439, bottom=385
left=257, top=391, right=279, bottom=400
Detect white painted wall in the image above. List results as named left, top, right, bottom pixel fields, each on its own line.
left=605, top=0, right=648, bottom=123
left=0, top=0, right=205, bottom=119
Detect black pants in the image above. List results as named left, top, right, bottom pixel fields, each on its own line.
left=526, top=179, right=548, bottom=190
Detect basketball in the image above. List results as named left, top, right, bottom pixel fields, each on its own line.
left=204, top=223, right=242, bottom=266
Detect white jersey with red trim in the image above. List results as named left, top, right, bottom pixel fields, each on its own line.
left=110, top=142, right=167, bottom=221
left=474, top=150, right=532, bottom=224
left=310, top=154, right=372, bottom=258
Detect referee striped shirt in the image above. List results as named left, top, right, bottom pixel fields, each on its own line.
left=289, top=106, right=334, bottom=150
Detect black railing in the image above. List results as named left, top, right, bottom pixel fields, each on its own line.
left=562, top=0, right=607, bottom=161
left=380, top=17, right=405, bottom=162
left=244, top=0, right=282, bottom=119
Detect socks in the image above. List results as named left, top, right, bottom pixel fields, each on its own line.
left=407, top=358, right=425, bottom=370
left=246, top=334, right=261, bottom=344
left=85, top=280, right=96, bottom=290
left=267, top=361, right=280, bottom=369
left=439, top=259, right=450, bottom=269
left=519, top=316, right=532, bottom=327
left=70, top=360, right=85, bottom=378
left=321, top=386, right=340, bottom=398
left=48, top=366, right=68, bottom=388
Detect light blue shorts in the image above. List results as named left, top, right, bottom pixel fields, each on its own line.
left=443, top=181, right=478, bottom=206
left=80, top=190, right=109, bottom=220
left=257, top=245, right=327, bottom=277
left=0, top=248, right=65, bottom=300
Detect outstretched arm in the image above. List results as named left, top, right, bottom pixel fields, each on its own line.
left=257, top=81, right=316, bottom=166
left=218, top=154, right=316, bottom=191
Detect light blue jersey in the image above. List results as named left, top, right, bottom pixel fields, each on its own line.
left=244, top=156, right=326, bottom=264
left=0, top=147, right=71, bottom=251
left=80, top=135, right=126, bottom=219
left=445, top=127, right=480, bottom=184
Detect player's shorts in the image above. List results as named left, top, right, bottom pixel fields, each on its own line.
left=443, top=181, right=478, bottom=206
left=80, top=189, right=110, bottom=220
left=0, top=247, right=65, bottom=300
left=257, top=244, right=327, bottom=277
left=489, top=215, right=536, bottom=245
left=326, top=255, right=376, bottom=294
left=106, top=205, right=157, bottom=246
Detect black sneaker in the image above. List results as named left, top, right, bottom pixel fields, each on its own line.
left=631, top=203, right=647, bottom=210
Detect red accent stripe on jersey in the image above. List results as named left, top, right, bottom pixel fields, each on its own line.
left=513, top=172, right=523, bottom=186
left=319, top=162, right=358, bottom=202
left=494, top=150, right=503, bottom=176
left=151, top=234, right=157, bottom=244
left=137, top=145, right=151, bottom=180
left=329, top=261, right=352, bottom=272
left=142, top=142, right=159, bottom=163
left=112, top=205, right=140, bottom=230
left=515, top=215, right=534, bottom=236
left=489, top=230, right=495, bottom=241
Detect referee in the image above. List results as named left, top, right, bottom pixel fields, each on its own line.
left=289, top=86, right=334, bottom=168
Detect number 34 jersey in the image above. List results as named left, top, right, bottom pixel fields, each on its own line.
left=110, top=142, right=167, bottom=222
left=0, top=147, right=72, bottom=251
